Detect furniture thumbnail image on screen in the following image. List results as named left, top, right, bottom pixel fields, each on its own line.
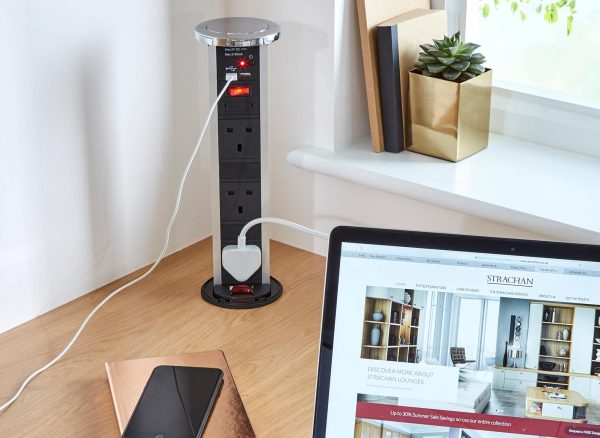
left=358, top=286, right=600, bottom=424
left=361, top=288, right=422, bottom=362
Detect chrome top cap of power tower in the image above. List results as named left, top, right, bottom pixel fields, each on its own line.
left=195, top=17, right=280, bottom=47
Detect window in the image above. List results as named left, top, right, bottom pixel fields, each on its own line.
left=441, top=0, right=600, bottom=158
left=455, top=297, right=500, bottom=371
left=480, top=300, right=499, bottom=370
left=455, top=298, right=483, bottom=366
left=464, top=0, right=600, bottom=105
left=422, top=293, right=500, bottom=369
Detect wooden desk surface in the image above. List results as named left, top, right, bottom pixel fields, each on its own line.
left=0, top=238, right=326, bottom=437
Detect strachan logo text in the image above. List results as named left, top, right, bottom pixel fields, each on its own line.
left=486, top=275, right=534, bottom=287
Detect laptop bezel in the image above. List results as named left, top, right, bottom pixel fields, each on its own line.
left=313, top=225, right=600, bottom=437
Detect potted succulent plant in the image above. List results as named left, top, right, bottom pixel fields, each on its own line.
left=408, top=32, right=492, bottom=162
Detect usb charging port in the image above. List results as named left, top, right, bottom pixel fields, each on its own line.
left=239, top=72, right=251, bottom=79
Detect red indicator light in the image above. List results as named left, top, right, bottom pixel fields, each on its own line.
left=227, top=86, right=250, bottom=97
left=237, top=58, right=250, bottom=68
left=231, top=284, right=254, bottom=295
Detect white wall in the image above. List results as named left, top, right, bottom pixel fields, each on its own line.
left=0, top=0, right=223, bottom=333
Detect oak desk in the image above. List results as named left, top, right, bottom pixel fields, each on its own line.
left=0, top=239, right=325, bottom=437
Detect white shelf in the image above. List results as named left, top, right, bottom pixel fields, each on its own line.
left=288, top=134, right=600, bottom=243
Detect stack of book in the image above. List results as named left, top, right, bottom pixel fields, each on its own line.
left=357, top=0, right=448, bottom=153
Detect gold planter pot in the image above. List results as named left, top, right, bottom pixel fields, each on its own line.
left=408, top=69, right=492, bottom=162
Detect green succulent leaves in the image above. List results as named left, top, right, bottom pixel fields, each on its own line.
left=414, top=32, right=487, bottom=83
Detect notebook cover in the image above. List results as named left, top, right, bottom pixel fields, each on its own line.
left=356, top=0, right=430, bottom=152
left=378, top=9, right=448, bottom=152
left=105, top=351, right=255, bottom=437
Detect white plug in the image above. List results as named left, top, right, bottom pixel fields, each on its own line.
left=225, top=72, right=238, bottom=81
left=222, top=242, right=262, bottom=282
left=221, top=218, right=330, bottom=283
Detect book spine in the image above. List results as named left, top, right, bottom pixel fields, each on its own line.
left=377, top=25, right=404, bottom=153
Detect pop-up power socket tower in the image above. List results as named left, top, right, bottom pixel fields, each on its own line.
left=195, top=17, right=282, bottom=308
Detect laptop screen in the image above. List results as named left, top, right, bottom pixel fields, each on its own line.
left=324, top=240, right=600, bottom=438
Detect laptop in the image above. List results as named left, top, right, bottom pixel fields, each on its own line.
left=313, top=226, right=600, bottom=438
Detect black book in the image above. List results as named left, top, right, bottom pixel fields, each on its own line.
left=377, top=24, right=404, bottom=153
left=377, top=9, right=448, bottom=153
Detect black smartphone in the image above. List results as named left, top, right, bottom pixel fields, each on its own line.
left=122, top=365, right=223, bottom=438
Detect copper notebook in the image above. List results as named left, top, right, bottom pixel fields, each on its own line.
left=105, top=351, right=255, bottom=437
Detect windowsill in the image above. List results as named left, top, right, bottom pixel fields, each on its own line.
left=287, top=134, right=600, bottom=243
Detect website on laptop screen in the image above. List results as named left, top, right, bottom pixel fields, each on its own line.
left=326, top=242, right=600, bottom=438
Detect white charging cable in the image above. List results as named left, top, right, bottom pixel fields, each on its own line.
left=238, top=217, right=329, bottom=247
left=221, top=217, right=330, bottom=282
left=0, top=77, right=236, bottom=414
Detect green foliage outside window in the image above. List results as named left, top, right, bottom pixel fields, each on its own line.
left=480, top=0, right=577, bottom=35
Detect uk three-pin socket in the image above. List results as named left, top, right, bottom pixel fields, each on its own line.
left=218, top=119, right=261, bottom=160
left=220, top=182, right=262, bottom=222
